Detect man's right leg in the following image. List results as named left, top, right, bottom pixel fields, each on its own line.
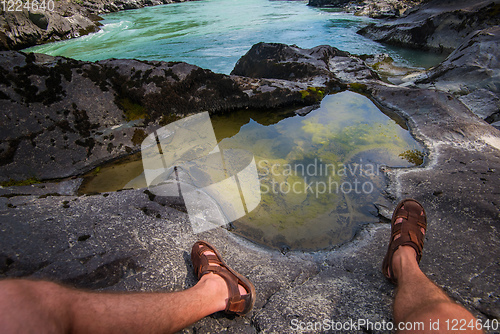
left=391, top=246, right=482, bottom=334
left=384, top=199, right=483, bottom=334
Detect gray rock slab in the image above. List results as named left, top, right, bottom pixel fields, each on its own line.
left=358, top=0, right=500, bottom=53
left=0, top=51, right=334, bottom=183
left=408, top=26, right=500, bottom=121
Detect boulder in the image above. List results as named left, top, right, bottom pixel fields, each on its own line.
left=407, top=26, right=500, bottom=122
left=357, top=0, right=500, bottom=53
left=349, top=0, right=423, bottom=19
left=0, top=49, right=346, bottom=183
left=231, top=42, right=379, bottom=84
left=0, top=2, right=102, bottom=51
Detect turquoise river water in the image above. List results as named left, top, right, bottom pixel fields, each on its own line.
left=26, top=0, right=445, bottom=74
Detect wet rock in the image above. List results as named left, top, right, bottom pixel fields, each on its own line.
left=0, top=0, right=194, bottom=51
left=309, top=0, right=424, bottom=19
left=358, top=0, right=500, bottom=53
left=407, top=26, right=500, bottom=122
left=0, top=49, right=347, bottom=183
left=308, top=0, right=350, bottom=8
left=0, top=178, right=82, bottom=197
left=231, top=42, right=379, bottom=85
left=232, top=42, right=347, bottom=80
left=0, top=3, right=102, bottom=51
left=361, top=53, right=424, bottom=84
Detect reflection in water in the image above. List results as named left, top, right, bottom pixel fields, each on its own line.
left=79, top=91, right=424, bottom=251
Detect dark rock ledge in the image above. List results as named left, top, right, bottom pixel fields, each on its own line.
left=0, top=42, right=499, bottom=333
left=0, top=44, right=354, bottom=182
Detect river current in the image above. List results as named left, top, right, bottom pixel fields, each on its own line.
left=26, top=0, right=444, bottom=74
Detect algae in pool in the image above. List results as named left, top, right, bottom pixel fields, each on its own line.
left=80, top=91, right=424, bottom=251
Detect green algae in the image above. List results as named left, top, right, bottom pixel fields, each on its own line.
left=119, top=98, right=148, bottom=121
left=79, top=91, right=423, bottom=250
left=348, top=82, right=368, bottom=93
left=131, top=128, right=147, bottom=146
left=214, top=91, right=423, bottom=249
left=399, top=149, right=425, bottom=166
left=1, top=177, right=40, bottom=187
left=300, top=86, right=326, bottom=102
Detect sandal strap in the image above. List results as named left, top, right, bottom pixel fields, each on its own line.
left=214, top=268, right=249, bottom=314
left=227, top=293, right=253, bottom=314
left=193, top=245, right=222, bottom=278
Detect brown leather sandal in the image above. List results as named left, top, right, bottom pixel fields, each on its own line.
left=382, top=199, right=427, bottom=284
left=191, top=240, right=256, bottom=316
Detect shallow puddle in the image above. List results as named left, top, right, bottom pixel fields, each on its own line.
left=79, top=91, right=424, bottom=251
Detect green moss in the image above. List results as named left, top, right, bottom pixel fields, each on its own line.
left=399, top=149, right=425, bottom=166
left=372, top=56, right=394, bottom=70
left=348, top=83, right=368, bottom=93
left=119, top=98, right=148, bottom=121
left=160, top=113, right=182, bottom=126
left=92, top=166, right=101, bottom=176
left=131, top=128, right=147, bottom=146
left=300, top=86, right=326, bottom=102
left=1, top=177, right=40, bottom=187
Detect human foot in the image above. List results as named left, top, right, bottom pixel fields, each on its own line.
left=191, top=241, right=256, bottom=315
left=382, top=199, right=427, bottom=284
left=195, top=248, right=248, bottom=311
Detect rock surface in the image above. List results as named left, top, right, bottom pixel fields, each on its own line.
left=0, top=0, right=192, bottom=51
left=1, top=44, right=363, bottom=183
left=405, top=26, right=500, bottom=123
left=358, top=0, right=500, bottom=53
left=308, top=0, right=424, bottom=19
left=0, top=41, right=500, bottom=333
left=232, top=42, right=379, bottom=84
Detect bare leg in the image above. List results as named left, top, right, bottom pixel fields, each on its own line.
left=392, top=246, right=483, bottom=334
left=0, top=248, right=247, bottom=334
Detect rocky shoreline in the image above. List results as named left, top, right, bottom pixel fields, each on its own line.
left=0, top=43, right=363, bottom=183
left=0, top=0, right=499, bottom=333
left=357, top=0, right=500, bottom=53
left=0, top=0, right=193, bottom=51
left=308, top=0, right=424, bottom=19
